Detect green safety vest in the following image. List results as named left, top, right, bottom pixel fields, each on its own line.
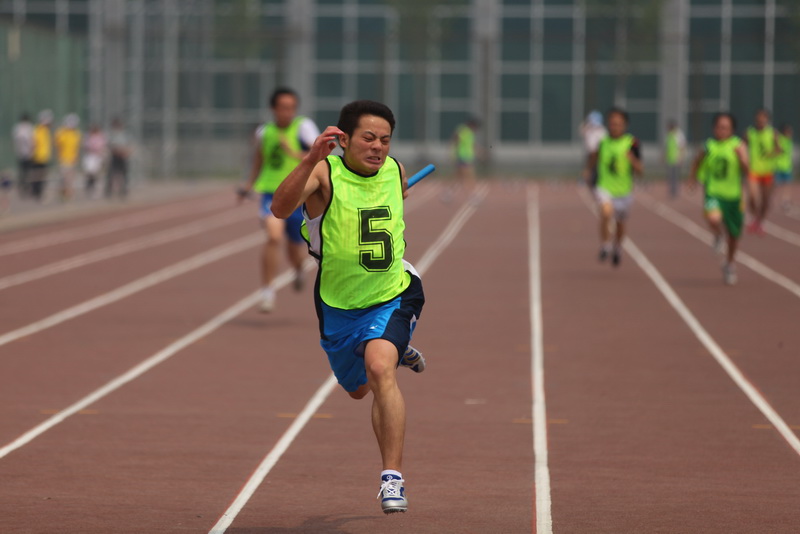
left=704, top=136, right=743, bottom=200
left=597, top=134, right=635, bottom=197
left=776, top=133, right=793, bottom=173
left=747, top=126, right=776, bottom=175
left=315, top=155, right=410, bottom=310
left=254, top=117, right=304, bottom=193
left=454, top=124, right=475, bottom=163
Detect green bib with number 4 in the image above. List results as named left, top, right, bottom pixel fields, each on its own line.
left=318, top=155, right=410, bottom=310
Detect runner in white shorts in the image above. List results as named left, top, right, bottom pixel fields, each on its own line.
left=589, top=107, right=643, bottom=266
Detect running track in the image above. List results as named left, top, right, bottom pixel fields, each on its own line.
left=0, top=181, right=798, bottom=533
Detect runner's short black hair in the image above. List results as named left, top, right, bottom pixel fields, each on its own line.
left=337, top=100, right=396, bottom=136
left=269, top=87, right=298, bottom=108
left=606, top=106, right=629, bottom=124
left=713, top=112, right=737, bottom=131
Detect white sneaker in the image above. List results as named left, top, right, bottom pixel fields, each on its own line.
left=258, top=288, right=276, bottom=313
left=722, top=263, right=737, bottom=286
left=399, top=346, right=426, bottom=373
left=377, top=475, right=407, bottom=514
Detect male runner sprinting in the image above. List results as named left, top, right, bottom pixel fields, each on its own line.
left=272, top=100, right=426, bottom=514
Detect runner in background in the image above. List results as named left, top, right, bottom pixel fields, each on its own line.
left=664, top=119, right=686, bottom=199
left=774, top=123, right=794, bottom=212
left=590, top=107, right=643, bottom=267
left=688, top=112, right=749, bottom=286
left=441, top=117, right=480, bottom=204
left=745, top=109, right=781, bottom=234
left=238, top=87, right=319, bottom=313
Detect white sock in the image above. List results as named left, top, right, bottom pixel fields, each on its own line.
left=381, top=469, right=402, bottom=480
left=261, top=286, right=275, bottom=297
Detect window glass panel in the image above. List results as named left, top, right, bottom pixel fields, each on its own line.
left=625, top=74, right=658, bottom=100
left=501, top=74, right=530, bottom=99
left=729, top=74, right=763, bottom=124
left=542, top=75, right=572, bottom=141
left=585, top=16, right=616, bottom=62
left=731, top=17, right=764, bottom=62
left=440, top=16, right=471, bottom=61
left=628, top=112, right=657, bottom=142
left=689, top=17, right=721, bottom=62
left=501, top=17, right=532, bottom=62
left=356, top=72, right=381, bottom=101
left=316, top=72, right=344, bottom=98
left=500, top=111, right=530, bottom=141
left=358, top=16, right=386, bottom=61
left=584, top=73, right=615, bottom=112
left=773, top=74, right=800, bottom=135
left=688, top=73, right=721, bottom=100
left=543, top=17, right=573, bottom=62
left=440, top=74, right=471, bottom=99
left=316, top=16, right=344, bottom=60
left=774, top=16, right=797, bottom=63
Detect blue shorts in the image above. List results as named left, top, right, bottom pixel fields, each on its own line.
left=260, top=193, right=304, bottom=243
left=775, top=171, right=792, bottom=184
left=317, top=271, right=425, bottom=392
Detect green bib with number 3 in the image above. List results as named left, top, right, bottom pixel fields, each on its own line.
left=704, top=136, right=743, bottom=200
left=318, top=155, right=410, bottom=310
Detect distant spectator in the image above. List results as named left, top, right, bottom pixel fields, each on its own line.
left=29, top=110, right=54, bottom=201
left=55, top=113, right=82, bottom=201
left=83, top=123, right=107, bottom=197
left=580, top=110, right=607, bottom=190
left=106, top=117, right=131, bottom=199
left=12, top=113, right=34, bottom=198
left=664, top=120, right=687, bottom=199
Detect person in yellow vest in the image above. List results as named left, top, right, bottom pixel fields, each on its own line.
left=55, top=113, right=82, bottom=201
left=745, top=108, right=781, bottom=234
left=272, top=100, right=426, bottom=515
left=774, top=123, right=794, bottom=211
left=240, top=87, right=320, bottom=312
left=688, top=112, right=749, bottom=285
left=664, top=119, right=686, bottom=199
left=589, top=107, right=644, bottom=267
left=441, top=117, right=480, bottom=203
left=29, top=109, right=54, bottom=201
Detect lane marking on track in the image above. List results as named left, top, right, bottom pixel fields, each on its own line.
left=528, top=186, right=552, bottom=534
left=763, top=220, right=800, bottom=248
left=208, top=188, right=487, bottom=534
left=0, top=195, right=230, bottom=257
left=578, top=187, right=800, bottom=458
left=0, top=232, right=263, bottom=350
left=0, top=209, right=252, bottom=291
left=638, top=192, right=800, bottom=301
left=0, top=265, right=298, bottom=461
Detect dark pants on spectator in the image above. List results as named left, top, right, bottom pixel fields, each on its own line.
left=106, top=156, right=129, bottom=198
left=17, top=158, right=32, bottom=197
left=29, top=163, right=48, bottom=201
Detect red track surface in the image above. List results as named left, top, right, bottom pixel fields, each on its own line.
left=0, top=181, right=798, bottom=533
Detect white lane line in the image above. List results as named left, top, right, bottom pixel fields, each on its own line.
left=763, top=220, right=800, bottom=248
left=638, top=193, right=800, bottom=300
left=0, top=266, right=299, bottom=460
left=209, top=190, right=486, bottom=534
left=0, top=232, right=263, bottom=349
left=577, top=188, right=800, bottom=457
left=0, top=195, right=229, bottom=258
left=528, top=186, right=552, bottom=534
left=0, top=210, right=252, bottom=291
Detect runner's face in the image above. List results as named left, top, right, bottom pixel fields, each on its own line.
left=272, top=94, right=298, bottom=128
left=714, top=117, right=733, bottom=140
left=607, top=113, right=627, bottom=138
left=341, top=115, right=392, bottom=174
left=755, top=112, right=768, bottom=129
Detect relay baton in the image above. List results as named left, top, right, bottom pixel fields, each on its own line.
left=407, top=164, right=436, bottom=188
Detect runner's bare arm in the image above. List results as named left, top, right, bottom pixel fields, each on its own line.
left=272, top=126, right=343, bottom=219
left=735, top=141, right=750, bottom=177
